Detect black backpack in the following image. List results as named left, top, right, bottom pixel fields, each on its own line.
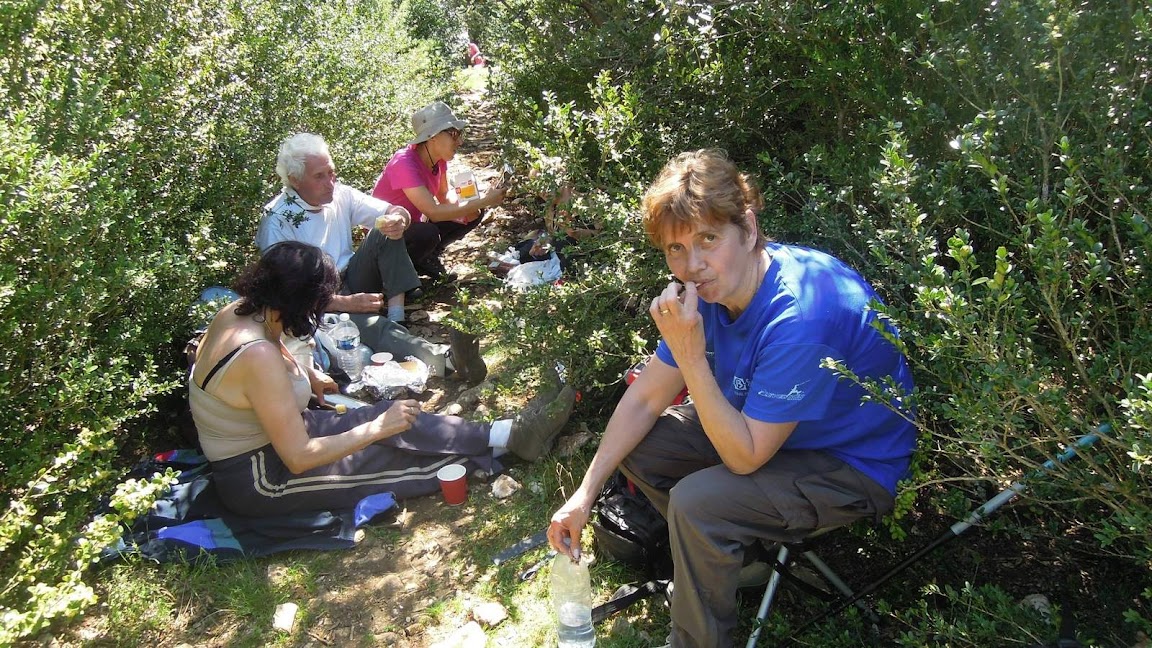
left=590, top=472, right=673, bottom=622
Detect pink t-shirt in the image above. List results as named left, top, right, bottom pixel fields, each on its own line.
left=372, top=145, right=446, bottom=223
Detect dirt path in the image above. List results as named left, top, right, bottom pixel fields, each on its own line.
left=393, top=77, right=539, bottom=410
left=288, top=77, right=546, bottom=648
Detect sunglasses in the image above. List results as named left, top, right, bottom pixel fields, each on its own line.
left=442, top=127, right=462, bottom=141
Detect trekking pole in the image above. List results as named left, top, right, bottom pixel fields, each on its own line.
left=782, top=429, right=1105, bottom=643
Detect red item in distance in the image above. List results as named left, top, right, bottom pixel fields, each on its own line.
left=624, top=358, right=689, bottom=406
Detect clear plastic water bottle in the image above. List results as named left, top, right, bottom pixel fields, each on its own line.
left=551, top=552, right=596, bottom=648
left=355, top=343, right=374, bottom=372
left=329, top=313, right=364, bottom=381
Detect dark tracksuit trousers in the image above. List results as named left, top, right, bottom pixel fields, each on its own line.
left=212, top=400, right=497, bottom=517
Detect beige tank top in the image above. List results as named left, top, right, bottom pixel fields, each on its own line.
left=189, top=339, right=312, bottom=461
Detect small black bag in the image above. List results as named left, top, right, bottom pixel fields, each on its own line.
left=590, top=471, right=673, bottom=623
left=592, top=471, right=673, bottom=580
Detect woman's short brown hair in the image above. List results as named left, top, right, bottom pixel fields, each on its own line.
left=641, top=149, right=766, bottom=249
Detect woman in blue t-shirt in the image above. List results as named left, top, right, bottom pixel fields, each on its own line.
left=548, top=149, right=916, bottom=648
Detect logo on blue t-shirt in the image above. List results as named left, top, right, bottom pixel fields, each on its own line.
left=759, top=381, right=810, bottom=402
left=732, top=375, right=750, bottom=395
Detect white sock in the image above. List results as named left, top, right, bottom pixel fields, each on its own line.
left=387, top=305, right=404, bottom=322
left=489, top=418, right=513, bottom=457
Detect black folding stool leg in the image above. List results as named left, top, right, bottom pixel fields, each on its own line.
left=745, top=529, right=875, bottom=648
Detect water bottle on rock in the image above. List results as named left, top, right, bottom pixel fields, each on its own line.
left=330, top=313, right=364, bottom=381
left=551, top=551, right=596, bottom=648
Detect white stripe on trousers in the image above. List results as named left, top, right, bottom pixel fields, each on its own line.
left=249, top=450, right=461, bottom=498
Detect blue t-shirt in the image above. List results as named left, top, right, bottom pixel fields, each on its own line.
left=655, top=243, right=916, bottom=494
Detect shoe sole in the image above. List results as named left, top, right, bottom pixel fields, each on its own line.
left=514, top=385, right=576, bottom=462
left=449, top=330, right=487, bottom=384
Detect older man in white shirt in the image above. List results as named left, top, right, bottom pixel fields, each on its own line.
left=256, top=133, right=485, bottom=382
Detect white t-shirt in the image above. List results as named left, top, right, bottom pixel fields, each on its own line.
left=255, top=183, right=394, bottom=272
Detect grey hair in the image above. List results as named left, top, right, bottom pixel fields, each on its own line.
left=276, top=133, right=330, bottom=188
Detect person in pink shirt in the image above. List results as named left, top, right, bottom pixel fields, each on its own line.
left=372, top=101, right=507, bottom=281
left=467, top=42, right=486, bottom=67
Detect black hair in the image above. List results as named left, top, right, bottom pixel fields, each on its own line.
left=232, top=241, right=341, bottom=338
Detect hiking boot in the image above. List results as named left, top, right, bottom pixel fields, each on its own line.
left=414, top=255, right=458, bottom=283
left=507, top=385, right=576, bottom=462
left=449, top=328, right=487, bottom=384
left=737, top=560, right=774, bottom=589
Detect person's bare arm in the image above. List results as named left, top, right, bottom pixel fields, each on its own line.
left=239, top=344, right=419, bottom=473
left=547, top=357, right=685, bottom=559
left=402, top=185, right=507, bottom=223
left=652, top=281, right=797, bottom=474
left=305, top=365, right=339, bottom=406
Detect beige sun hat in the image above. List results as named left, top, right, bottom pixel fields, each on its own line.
left=408, top=101, right=469, bottom=145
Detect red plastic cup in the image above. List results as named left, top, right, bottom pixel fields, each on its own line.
left=436, top=464, right=468, bottom=505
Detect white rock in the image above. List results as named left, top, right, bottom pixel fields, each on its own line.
left=555, top=425, right=595, bottom=457
left=491, top=474, right=522, bottom=499
left=609, top=616, right=633, bottom=637
left=429, top=620, right=487, bottom=647
left=272, top=602, right=298, bottom=632
left=472, top=600, right=509, bottom=627
left=1020, top=593, right=1052, bottom=621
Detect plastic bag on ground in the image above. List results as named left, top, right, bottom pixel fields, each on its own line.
left=505, top=252, right=562, bottom=289
left=348, top=357, right=430, bottom=400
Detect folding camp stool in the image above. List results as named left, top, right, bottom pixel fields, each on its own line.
left=745, top=526, right=876, bottom=648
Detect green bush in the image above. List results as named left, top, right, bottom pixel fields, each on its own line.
left=460, top=67, right=671, bottom=410
left=0, top=0, right=453, bottom=639
left=460, top=190, right=665, bottom=410
left=475, top=0, right=1151, bottom=638
left=849, top=1, right=1152, bottom=563
left=399, top=0, right=467, bottom=67
left=5, top=0, right=1149, bottom=639
left=886, top=583, right=1060, bottom=647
